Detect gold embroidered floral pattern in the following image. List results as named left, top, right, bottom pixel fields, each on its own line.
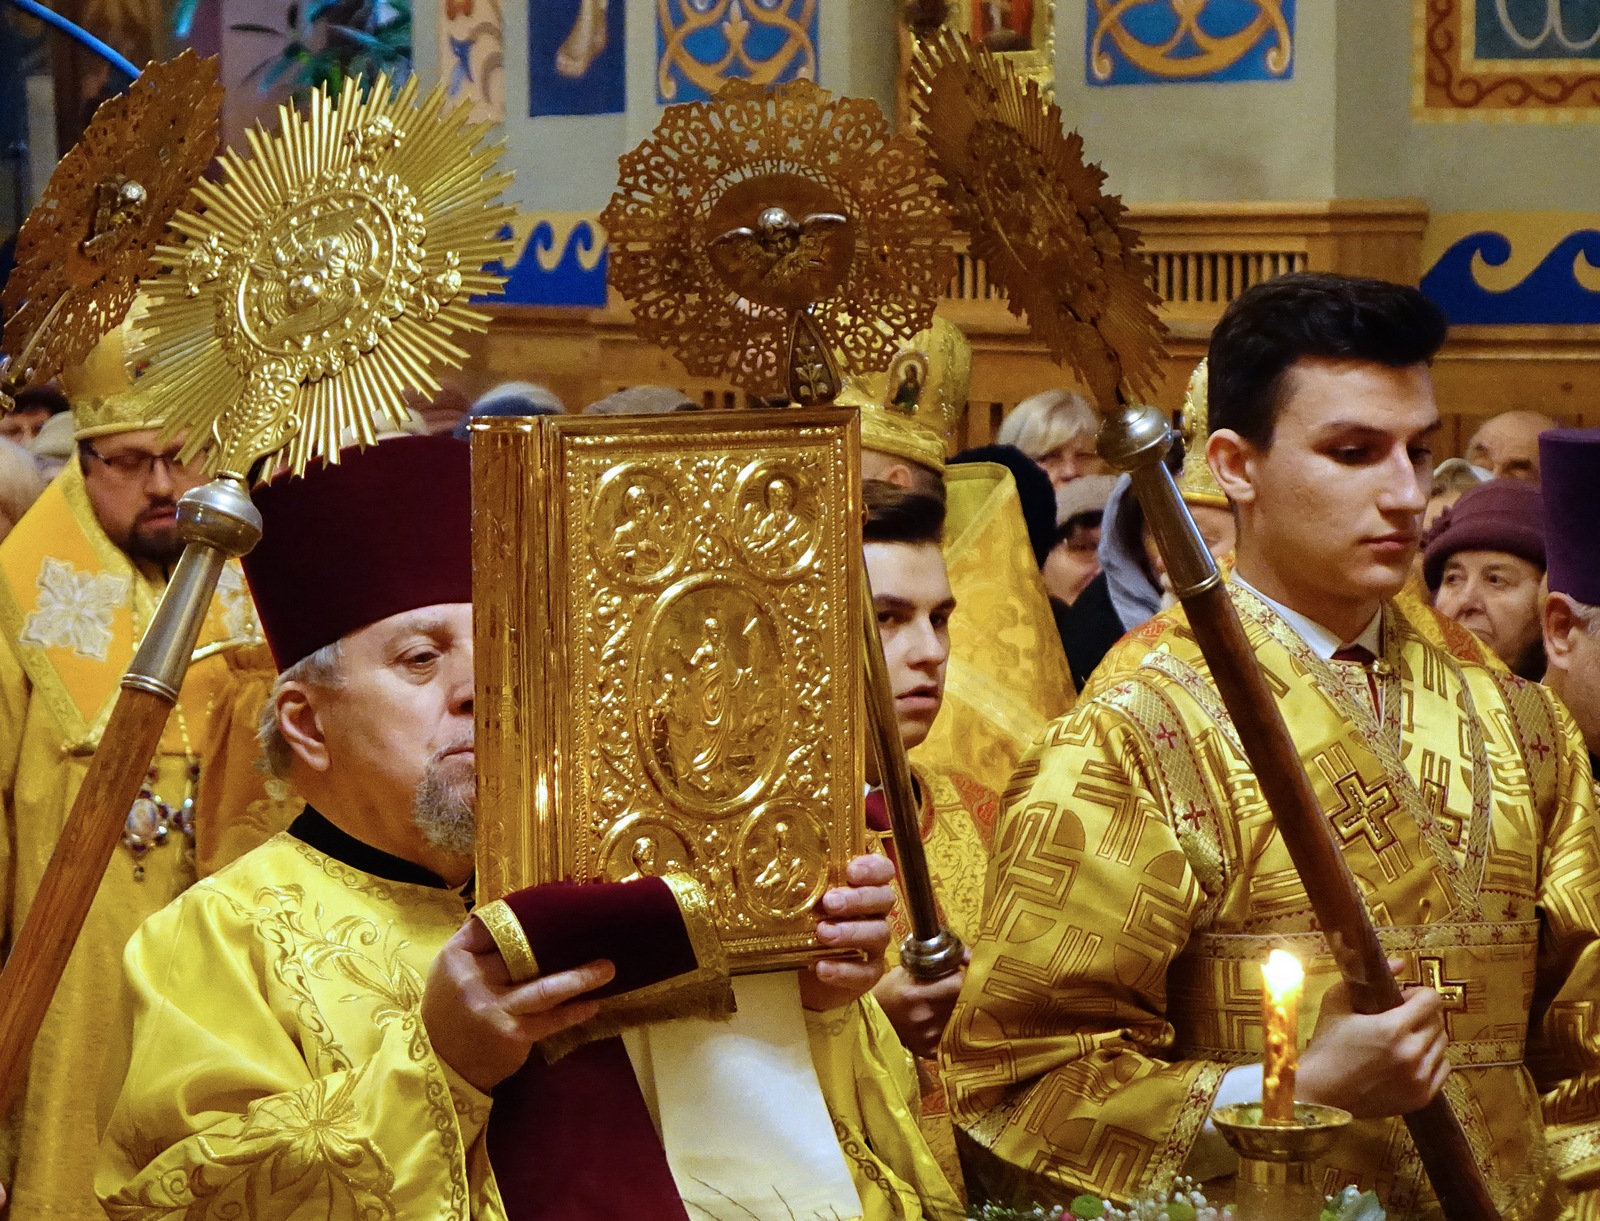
left=103, top=1064, right=398, bottom=1220
left=19, top=556, right=129, bottom=660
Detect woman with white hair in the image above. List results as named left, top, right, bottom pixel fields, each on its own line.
left=995, top=388, right=1109, bottom=490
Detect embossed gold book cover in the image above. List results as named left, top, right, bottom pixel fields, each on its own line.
left=472, top=410, right=865, bottom=971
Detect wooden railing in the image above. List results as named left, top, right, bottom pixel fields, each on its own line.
left=455, top=198, right=1600, bottom=447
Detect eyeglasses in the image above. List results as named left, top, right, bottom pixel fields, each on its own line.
left=81, top=444, right=201, bottom=480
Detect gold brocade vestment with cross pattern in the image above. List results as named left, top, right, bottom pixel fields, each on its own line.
left=944, top=583, right=1600, bottom=1220
left=0, top=459, right=297, bottom=1221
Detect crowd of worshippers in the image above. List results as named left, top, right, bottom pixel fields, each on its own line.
left=4, top=271, right=1600, bottom=1220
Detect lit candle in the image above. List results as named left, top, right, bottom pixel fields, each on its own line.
left=1261, top=949, right=1304, bottom=1124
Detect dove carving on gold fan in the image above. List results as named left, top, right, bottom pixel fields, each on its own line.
left=706, top=203, right=852, bottom=402
left=601, top=77, right=955, bottom=405
left=708, top=207, right=850, bottom=309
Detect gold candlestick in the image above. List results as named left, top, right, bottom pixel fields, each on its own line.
left=1213, top=1102, right=1352, bottom=1221
left=1261, top=948, right=1304, bottom=1123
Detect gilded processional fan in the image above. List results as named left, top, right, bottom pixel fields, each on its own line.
left=0, top=73, right=517, bottom=1109
left=0, top=50, right=223, bottom=396
left=135, top=74, right=515, bottom=477
left=600, top=77, right=957, bottom=404
left=912, top=29, right=1167, bottom=406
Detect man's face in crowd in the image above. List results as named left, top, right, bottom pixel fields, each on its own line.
left=865, top=540, right=955, bottom=750
left=1545, top=594, right=1600, bottom=755
left=1435, top=551, right=1546, bottom=676
left=307, top=603, right=476, bottom=852
left=1465, top=412, right=1550, bottom=482
left=1214, top=358, right=1435, bottom=625
left=79, top=428, right=207, bottom=567
left=0, top=407, right=51, bottom=444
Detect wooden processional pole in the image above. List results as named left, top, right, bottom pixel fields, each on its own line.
left=0, top=479, right=261, bottom=1103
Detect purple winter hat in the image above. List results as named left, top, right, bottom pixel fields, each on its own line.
left=1422, top=478, right=1546, bottom=591
left=1540, top=428, right=1600, bottom=605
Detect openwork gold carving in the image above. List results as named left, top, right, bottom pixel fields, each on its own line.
left=599, top=78, right=955, bottom=404
left=133, top=76, right=515, bottom=478
left=912, top=31, right=1167, bottom=406
left=472, top=411, right=865, bottom=971
left=0, top=50, right=222, bottom=390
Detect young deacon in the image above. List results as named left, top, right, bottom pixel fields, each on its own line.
left=861, top=480, right=999, bottom=1189
left=944, top=274, right=1600, bottom=1216
left=97, top=435, right=961, bottom=1221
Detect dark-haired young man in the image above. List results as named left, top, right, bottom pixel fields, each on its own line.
left=945, top=273, right=1600, bottom=1216
left=861, top=481, right=999, bottom=1192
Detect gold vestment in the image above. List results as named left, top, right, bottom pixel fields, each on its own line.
left=910, top=463, right=1076, bottom=796
left=0, top=461, right=293, bottom=1220
left=98, top=829, right=963, bottom=1220
left=878, top=764, right=1002, bottom=1192
left=945, top=583, right=1600, bottom=1219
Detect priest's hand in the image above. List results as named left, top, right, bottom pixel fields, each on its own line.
left=873, top=954, right=969, bottom=1058
left=799, top=854, right=897, bottom=1012
left=1297, top=958, right=1450, bottom=1119
left=422, top=916, right=616, bottom=1093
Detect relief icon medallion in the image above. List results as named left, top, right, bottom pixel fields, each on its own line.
left=595, top=463, right=688, bottom=587
left=734, top=459, right=819, bottom=581
left=735, top=803, right=829, bottom=920
left=638, top=575, right=787, bottom=817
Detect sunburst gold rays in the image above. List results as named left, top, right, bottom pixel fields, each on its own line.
left=599, top=77, right=955, bottom=401
left=1, top=50, right=222, bottom=390
left=134, top=74, right=515, bottom=478
left=911, top=31, right=1167, bottom=407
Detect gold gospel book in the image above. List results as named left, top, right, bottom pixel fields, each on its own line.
left=471, top=410, right=865, bottom=971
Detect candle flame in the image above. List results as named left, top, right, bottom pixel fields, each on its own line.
left=1262, top=949, right=1304, bottom=1000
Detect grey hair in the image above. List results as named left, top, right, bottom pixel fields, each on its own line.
left=584, top=385, right=699, bottom=415
left=0, top=437, right=45, bottom=535
left=997, top=389, right=1098, bottom=459
left=1571, top=598, right=1600, bottom=636
left=256, top=641, right=345, bottom=779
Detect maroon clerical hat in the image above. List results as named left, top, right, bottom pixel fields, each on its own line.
left=243, top=435, right=472, bottom=669
left=1540, top=427, right=1600, bottom=607
left=1422, top=477, right=1545, bottom=591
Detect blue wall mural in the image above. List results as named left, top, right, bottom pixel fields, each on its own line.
left=656, top=0, right=819, bottom=104
left=530, top=0, right=626, bottom=117
left=476, top=216, right=610, bottom=309
left=1419, top=213, right=1600, bottom=325
left=1087, top=0, right=1294, bottom=86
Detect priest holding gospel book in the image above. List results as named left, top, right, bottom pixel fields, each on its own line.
left=943, top=273, right=1600, bottom=1216
left=95, top=436, right=963, bottom=1221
